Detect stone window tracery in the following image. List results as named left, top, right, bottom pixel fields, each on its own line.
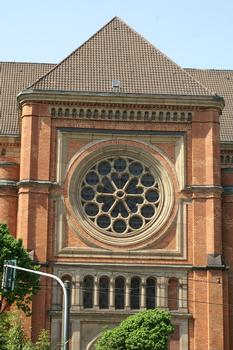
left=80, top=156, right=162, bottom=235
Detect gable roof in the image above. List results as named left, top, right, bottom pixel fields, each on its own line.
left=28, top=17, right=213, bottom=97
left=0, top=62, right=55, bottom=135
left=0, top=18, right=232, bottom=140
left=186, top=68, right=233, bottom=142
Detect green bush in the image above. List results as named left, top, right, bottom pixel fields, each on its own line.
left=95, top=309, right=174, bottom=350
left=0, top=312, right=50, bottom=350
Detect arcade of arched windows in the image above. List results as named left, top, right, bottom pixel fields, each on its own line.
left=53, top=273, right=188, bottom=313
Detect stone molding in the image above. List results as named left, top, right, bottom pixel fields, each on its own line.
left=55, top=130, right=186, bottom=258
left=50, top=105, right=193, bottom=123
left=0, top=179, right=17, bottom=187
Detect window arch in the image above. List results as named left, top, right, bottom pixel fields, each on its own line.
left=146, top=277, right=157, bottom=309
left=168, top=277, right=179, bottom=311
left=130, top=276, right=140, bottom=309
left=99, top=276, right=109, bottom=309
left=56, top=275, right=72, bottom=309
left=115, top=276, right=125, bottom=309
left=83, top=276, right=94, bottom=309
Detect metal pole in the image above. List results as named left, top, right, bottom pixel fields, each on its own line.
left=4, top=263, right=68, bottom=350
left=64, top=281, right=71, bottom=349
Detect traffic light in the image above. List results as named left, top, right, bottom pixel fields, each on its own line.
left=2, top=260, right=17, bottom=292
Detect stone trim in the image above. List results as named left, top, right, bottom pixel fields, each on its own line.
left=186, top=185, right=223, bottom=193
left=50, top=106, right=193, bottom=123
left=17, top=179, right=58, bottom=187
left=0, top=179, right=17, bottom=187
left=52, top=266, right=188, bottom=313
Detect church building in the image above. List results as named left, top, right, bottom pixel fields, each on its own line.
left=1, top=17, right=233, bottom=349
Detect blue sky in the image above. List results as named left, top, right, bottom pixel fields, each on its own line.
left=1, top=0, right=233, bottom=69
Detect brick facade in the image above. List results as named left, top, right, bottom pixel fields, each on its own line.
left=1, top=17, right=233, bottom=350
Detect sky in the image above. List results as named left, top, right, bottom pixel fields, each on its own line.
left=1, top=0, right=233, bottom=69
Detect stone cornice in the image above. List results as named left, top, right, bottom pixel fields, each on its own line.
left=0, top=180, right=17, bottom=187
left=17, top=89, right=225, bottom=111
left=185, top=185, right=223, bottom=193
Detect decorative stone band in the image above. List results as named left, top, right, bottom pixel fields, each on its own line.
left=186, top=185, right=223, bottom=193
left=50, top=106, right=193, bottom=123
left=17, top=179, right=58, bottom=187
left=0, top=179, right=17, bottom=187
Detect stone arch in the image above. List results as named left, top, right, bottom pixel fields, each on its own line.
left=86, top=334, right=101, bottom=350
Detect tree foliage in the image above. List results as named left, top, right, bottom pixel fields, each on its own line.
left=95, top=309, right=174, bottom=350
left=0, top=224, right=40, bottom=315
left=0, top=312, right=50, bottom=350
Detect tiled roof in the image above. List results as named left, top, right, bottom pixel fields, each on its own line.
left=29, top=17, right=213, bottom=97
left=186, top=68, right=233, bottom=142
left=0, top=62, right=55, bottom=135
left=0, top=18, right=232, bottom=141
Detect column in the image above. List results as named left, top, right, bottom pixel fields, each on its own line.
left=125, top=277, right=130, bottom=310
left=157, top=277, right=168, bottom=308
left=178, top=278, right=188, bottom=312
left=51, top=319, right=61, bottom=350
left=94, top=276, right=99, bottom=309
left=140, top=278, right=146, bottom=310
left=73, top=276, right=82, bottom=311
left=109, top=277, right=115, bottom=310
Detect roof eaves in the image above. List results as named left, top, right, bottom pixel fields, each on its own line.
left=17, top=88, right=225, bottom=111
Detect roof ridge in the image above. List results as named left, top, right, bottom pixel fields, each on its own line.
left=0, top=61, right=55, bottom=66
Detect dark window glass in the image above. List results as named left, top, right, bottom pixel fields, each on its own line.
left=130, top=277, right=140, bottom=309
left=146, top=278, right=156, bottom=309
left=145, top=189, right=159, bottom=203
left=141, top=173, right=155, bottom=187
left=81, top=187, right=95, bottom=201
left=99, top=276, right=109, bottom=309
left=129, top=215, right=143, bottom=229
left=97, top=215, right=111, bottom=228
left=141, top=205, right=155, bottom=218
left=83, top=276, right=94, bottom=309
left=98, top=161, right=111, bottom=175
left=85, top=203, right=99, bottom=216
left=115, top=277, right=125, bottom=309
left=129, top=162, right=143, bottom=176
left=113, top=219, right=127, bottom=233
left=85, top=171, right=99, bottom=185
left=114, top=158, right=127, bottom=172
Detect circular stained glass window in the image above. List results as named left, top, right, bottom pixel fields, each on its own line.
left=79, top=156, right=163, bottom=235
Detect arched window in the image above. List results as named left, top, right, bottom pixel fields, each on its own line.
left=115, top=276, right=125, bottom=309
left=99, top=276, right=109, bottom=309
left=146, top=277, right=157, bottom=309
left=83, top=276, right=94, bottom=309
left=130, top=277, right=140, bottom=309
left=56, top=275, right=72, bottom=309
left=168, top=277, right=179, bottom=311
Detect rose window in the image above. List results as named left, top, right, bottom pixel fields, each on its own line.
left=80, top=156, right=163, bottom=235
